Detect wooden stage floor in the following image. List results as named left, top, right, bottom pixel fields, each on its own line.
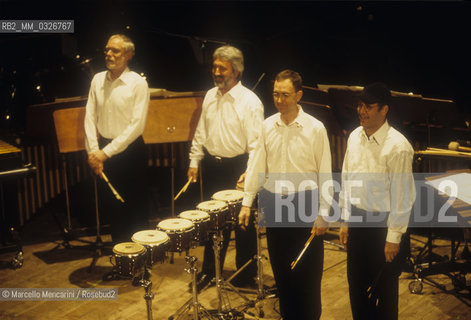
left=0, top=210, right=470, bottom=320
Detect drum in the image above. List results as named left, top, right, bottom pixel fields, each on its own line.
left=131, top=230, right=170, bottom=266
left=212, top=189, right=244, bottom=224
left=110, top=242, right=147, bottom=277
left=178, top=210, right=211, bottom=243
left=157, top=218, right=195, bottom=252
left=196, top=200, right=229, bottom=231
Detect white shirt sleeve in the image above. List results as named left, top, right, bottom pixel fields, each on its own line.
left=84, top=76, right=99, bottom=154
left=243, top=127, right=267, bottom=207
left=245, top=100, right=264, bottom=172
left=386, top=149, right=415, bottom=243
left=315, top=126, right=333, bottom=217
left=189, top=95, right=208, bottom=168
left=340, top=146, right=350, bottom=221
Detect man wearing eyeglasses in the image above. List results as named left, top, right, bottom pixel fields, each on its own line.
left=339, top=83, right=415, bottom=319
left=239, top=70, right=332, bottom=320
left=84, top=34, right=149, bottom=244
left=188, top=45, right=263, bottom=292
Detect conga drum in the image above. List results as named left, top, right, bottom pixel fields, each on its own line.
left=110, top=242, right=147, bottom=277
left=212, top=189, right=245, bottom=224
left=157, top=218, right=195, bottom=253
left=196, top=200, right=229, bottom=231
left=132, top=230, right=170, bottom=266
left=178, top=210, right=211, bottom=243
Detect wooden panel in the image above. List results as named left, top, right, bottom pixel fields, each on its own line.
left=143, top=97, right=203, bottom=144
left=53, top=107, right=86, bottom=153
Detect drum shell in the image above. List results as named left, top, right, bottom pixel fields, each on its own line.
left=178, top=213, right=210, bottom=243
left=196, top=201, right=230, bottom=231
left=211, top=190, right=244, bottom=225
left=142, top=240, right=170, bottom=266
left=205, top=208, right=228, bottom=231
left=131, top=230, right=170, bottom=267
left=157, top=220, right=195, bottom=253
left=224, top=200, right=242, bottom=224
left=111, top=248, right=146, bottom=277
left=165, top=229, right=194, bottom=252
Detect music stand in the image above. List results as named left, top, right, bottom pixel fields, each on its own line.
left=142, top=93, right=204, bottom=216
left=52, top=107, right=108, bottom=270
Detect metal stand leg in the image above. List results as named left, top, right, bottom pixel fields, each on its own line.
left=249, top=213, right=278, bottom=318
left=169, top=256, right=214, bottom=320
left=208, top=230, right=253, bottom=318
left=171, top=143, right=175, bottom=217
left=62, top=155, right=73, bottom=232
left=50, top=155, right=94, bottom=250
left=229, top=210, right=277, bottom=318
left=88, top=176, right=107, bottom=272
left=133, top=267, right=155, bottom=320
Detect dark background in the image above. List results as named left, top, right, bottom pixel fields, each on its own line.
left=1, top=0, right=470, bottom=133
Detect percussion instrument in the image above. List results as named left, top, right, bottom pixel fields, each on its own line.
left=178, top=210, right=211, bottom=243
left=110, top=242, right=147, bottom=277
left=212, top=189, right=244, bottom=224
left=196, top=200, right=229, bottom=231
left=157, top=218, right=195, bottom=252
left=131, top=230, right=170, bottom=266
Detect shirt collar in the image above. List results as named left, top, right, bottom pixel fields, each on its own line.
left=106, top=67, right=131, bottom=84
left=359, top=120, right=390, bottom=145
left=275, top=105, right=305, bottom=128
left=217, top=81, right=243, bottom=99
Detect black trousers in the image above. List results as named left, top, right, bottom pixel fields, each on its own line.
left=200, top=152, right=257, bottom=281
left=347, top=207, right=408, bottom=320
left=267, top=227, right=324, bottom=320
left=98, top=136, right=149, bottom=243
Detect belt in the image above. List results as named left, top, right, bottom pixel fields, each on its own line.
left=203, top=149, right=247, bottom=164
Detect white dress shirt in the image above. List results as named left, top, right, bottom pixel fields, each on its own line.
left=341, top=120, right=415, bottom=243
left=84, top=68, right=149, bottom=158
left=243, top=107, right=333, bottom=216
left=189, top=81, right=264, bottom=169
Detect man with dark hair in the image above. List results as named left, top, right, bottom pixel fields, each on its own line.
left=339, top=83, right=415, bottom=319
left=240, top=69, right=332, bottom=320
left=84, top=34, right=149, bottom=243
left=188, top=45, right=263, bottom=291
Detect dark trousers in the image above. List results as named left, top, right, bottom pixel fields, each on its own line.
left=98, top=136, right=149, bottom=243
left=200, top=152, right=257, bottom=281
left=266, top=227, right=324, bottom=320
left=347, top=207, right=407, bottom=320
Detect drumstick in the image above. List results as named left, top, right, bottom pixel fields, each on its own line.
left=174, top=177, right=192, bottom=200
left=101, top=172, right=125, bottom=203
left=290, top=232, right=315, bottom=270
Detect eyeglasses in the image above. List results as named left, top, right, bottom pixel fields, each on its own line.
left=104, top=47, right=122, bottom=55
left=273, top=92, right=296, bottom=100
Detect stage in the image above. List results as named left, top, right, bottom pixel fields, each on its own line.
left=0, top=202, right=469, bottom=320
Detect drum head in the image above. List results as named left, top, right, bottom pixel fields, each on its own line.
left=113, top=242, right=146, bottom=255
left=212, top=189, right=244, bottom=202
left=179, top=210, right=209, bottom=221
left=158, top=218, right=194, bottom=231
left=132, top=230, right=169, bottom=245
left=197, top=200, right=228, bottom=212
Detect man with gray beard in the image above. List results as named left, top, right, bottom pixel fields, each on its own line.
left=187, top=45, right=263, bottom=291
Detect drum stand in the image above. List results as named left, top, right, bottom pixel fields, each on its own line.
left=169, top=256, right=214, bottom=320
left=224, top=213, right=277, bottom=318
left=88, top=176, right=110, bottom=272
left=131, top=266, right=155, bottom=320
left=207, top=230, right=253, bottom=318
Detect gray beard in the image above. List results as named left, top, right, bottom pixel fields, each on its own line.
left=213, top=76, right=231, bottom=90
